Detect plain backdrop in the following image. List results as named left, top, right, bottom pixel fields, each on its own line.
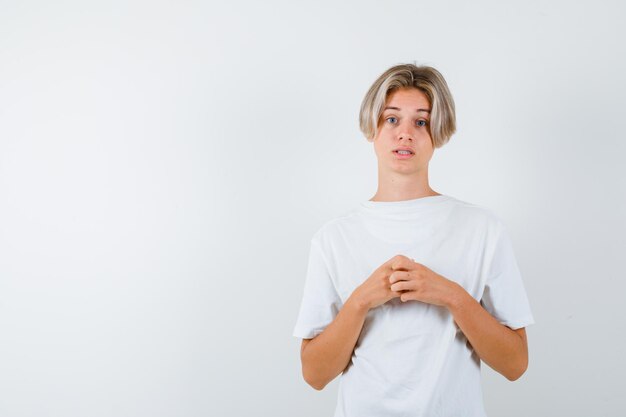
left=1, top=1, right=625, bottom=416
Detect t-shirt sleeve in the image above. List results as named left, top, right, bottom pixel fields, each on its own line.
left=480, top=220, right=535, bottom=330
left=292, top=237, right=344, bottom=339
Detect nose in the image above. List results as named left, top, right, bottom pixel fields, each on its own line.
left=397, top=119, right=414, bottom=142
left=397, top=129, right=414, bottom=142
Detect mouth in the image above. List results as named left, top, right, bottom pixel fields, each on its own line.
left=393, top=149, right=414, bottom=159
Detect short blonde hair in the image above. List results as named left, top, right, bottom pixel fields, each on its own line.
left=359, top=63, right=456, bottom=148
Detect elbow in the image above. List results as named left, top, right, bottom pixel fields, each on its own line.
left=300, top=343, right=333, bottom=391
left=302, top=367, right=327, bottom=391
left=505, top=370, right=524, bottom=382
left=308, top=379, right=327, bottom=391
left=505, top=358, right=528, bottom=381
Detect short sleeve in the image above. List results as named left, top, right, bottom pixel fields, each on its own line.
left=480, top=221, right=535, bottom=330
left=292, top=238, right=343, bottom=339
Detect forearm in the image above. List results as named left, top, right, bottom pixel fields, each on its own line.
left=446, top=284, right=528, bottom=380
left=301, top=295, right=369, bottom=390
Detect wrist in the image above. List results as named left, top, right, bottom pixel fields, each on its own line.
left=445, top=282, right=469, bottom=312
left=347, top=293, right=370, bottom=314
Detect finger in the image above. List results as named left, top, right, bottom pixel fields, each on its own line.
left=391, top=256, right=416, bottom=271
left=389, top=270, right=412, bottom=284
left=389, top=289, right=403, bottom=298
left=400, top=291, right=415, bottom=302
left=390, top=279, right=414, bottom=292
left=380, top=255, right=400, bottom=271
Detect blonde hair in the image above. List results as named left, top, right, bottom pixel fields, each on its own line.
left=358, top=63, right=456, bottom=148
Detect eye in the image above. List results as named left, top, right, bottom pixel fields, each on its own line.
left=416, top=120, right=428, bottom=127
left=386, top=116, right=397, bottom=124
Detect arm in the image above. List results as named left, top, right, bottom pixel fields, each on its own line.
left=446, top=286, right=529, bottom=381
left=388, top=257, right=530, bottom=381
left=298, top=255, right=404, bottom=390
left=300, top=294, right=369, bottom=390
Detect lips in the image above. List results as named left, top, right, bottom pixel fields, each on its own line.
left=393, top=149, right=415, bottom=159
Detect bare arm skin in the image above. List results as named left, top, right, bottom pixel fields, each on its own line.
left=299, top=295, right=369, bottom=390
left=388, top=256, right=529, bottom=381
left=299, top=256, right=402, bottom=390
left=446, top=290, right=529, bottom=381
left=298, top=255, right=529, bottom=390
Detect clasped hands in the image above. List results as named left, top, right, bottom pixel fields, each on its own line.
left=389, top=254, right=462, bottom=307
left=353, top=254, right=465, bottom=311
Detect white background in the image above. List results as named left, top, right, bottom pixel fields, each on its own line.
left=1, top=1, right=624, bottom=416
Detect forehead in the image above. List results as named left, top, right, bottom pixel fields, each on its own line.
left=384, top=88, right=430, bottom=110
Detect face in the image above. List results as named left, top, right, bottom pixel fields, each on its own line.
left=372, top=87, right=434, bottom=175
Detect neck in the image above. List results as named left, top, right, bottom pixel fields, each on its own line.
left=370, top=166, right=439, bottom=202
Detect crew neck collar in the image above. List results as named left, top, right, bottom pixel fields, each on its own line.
left=359, top=194, right=452, bottom=215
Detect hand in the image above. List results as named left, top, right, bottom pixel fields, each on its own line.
left=349, top=255, right=406, bottom=311
left=388, top=256, right=463, bottom=308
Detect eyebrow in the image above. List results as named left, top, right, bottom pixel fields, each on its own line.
left=383, top=106, right=430, bottom=114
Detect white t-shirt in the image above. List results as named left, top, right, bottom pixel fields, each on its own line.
left=292, top=194, right=535, bottom=417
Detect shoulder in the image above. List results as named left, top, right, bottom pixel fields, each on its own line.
left=445, top=195, right=506, bottom=233
left=310, top=207, right=361, bottom=246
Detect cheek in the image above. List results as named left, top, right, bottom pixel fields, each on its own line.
left=373, top=137, right=391, bottom=153
left=417, top=134, right=434, bottom=149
